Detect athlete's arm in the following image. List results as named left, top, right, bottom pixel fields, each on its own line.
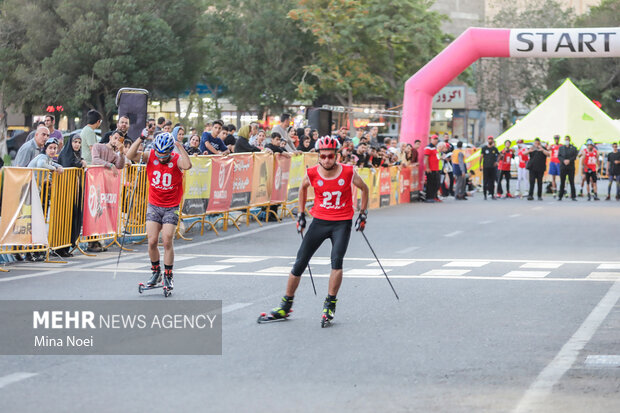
left=352, top=171, right=369, bottom=212
left=175, top=141, right=192, bottom=170
left=298, top=175, right=310, bottom=214
left=126, top=137, right=148, bottom=164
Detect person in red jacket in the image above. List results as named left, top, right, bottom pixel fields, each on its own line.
left=580, top=139, right=600, bottom=201
left=126, top=132, right=193, bottom=291
left=516, top=139, right=530, bottom=198
left=548, top=135, right=561, bottom=196
left=496, top=139, right=514, bottom=198
left=265, top=136, right=369, bottom=324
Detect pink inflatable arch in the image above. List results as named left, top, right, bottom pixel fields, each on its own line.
left=401, top=27, right=620, bottom=188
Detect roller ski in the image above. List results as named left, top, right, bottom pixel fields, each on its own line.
left=257, top=296, right=293, bottom=324
left=321, top=296, right=337, bottom=328
left=138, top=265, right=172, bottom=297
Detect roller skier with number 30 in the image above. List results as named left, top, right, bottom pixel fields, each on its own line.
left=126, top=132, right=192, bottom=296
left=258, top=136, right=369, bottom=326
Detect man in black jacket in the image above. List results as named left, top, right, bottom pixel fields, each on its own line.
left=558, top=135, right=578, bottom=201
left=526, top=138, right=550, bottom=200
left=480, top=135, right=499, bottom=200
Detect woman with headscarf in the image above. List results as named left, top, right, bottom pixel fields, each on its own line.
left=184, top=134, right=202, bottom=156
left=56, top=134, right=86, bottom=257
left=234, top=124, right=262, bottom=153
left=297, top=135, right=313, bottom=152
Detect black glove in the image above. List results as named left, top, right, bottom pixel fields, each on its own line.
left=355, top=210, right=367, bottom=232
left=296, top=212, right=306, bottom=233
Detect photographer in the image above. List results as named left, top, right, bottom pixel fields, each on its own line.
left=526, top=138, right=550, bottom=201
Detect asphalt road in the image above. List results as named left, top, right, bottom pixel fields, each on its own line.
left=0, top=188, right=619, bottom=413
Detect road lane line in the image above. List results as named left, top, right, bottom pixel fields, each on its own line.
left=513, top=278, right=620, bottom=413
left=0, top=373, right=38, bottom=390
left=444, top=230, right=463, bottom=237
left=396, top=246, right=419, bottom=254
left=222, top=303, right=252, bottom=314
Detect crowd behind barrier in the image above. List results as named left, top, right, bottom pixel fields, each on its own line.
left=0, top=153, right=421, bottom=269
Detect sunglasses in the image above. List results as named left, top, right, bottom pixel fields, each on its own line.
left=319, top=153, right=335, bottom=160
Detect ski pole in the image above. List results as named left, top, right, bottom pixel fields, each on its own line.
left=113, top=157, right=144, bottom=279
left=360, top=231, right=399, bottom=300
left=299, top=231, right=317, bottom=296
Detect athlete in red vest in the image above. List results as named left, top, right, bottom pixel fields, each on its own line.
left=580, top=139, right=600, bottom=201
left=127, top=132, right=192, bottom=291
left=516, top=139, right=530, bottom=198
left=496, top=140, right=514, bottom=198
left=549, top=135, right=561, bottom=195
left=263, top=136, right=369, bottom=324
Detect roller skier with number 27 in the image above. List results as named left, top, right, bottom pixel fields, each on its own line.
left=258, top=136, right=369, bottom=327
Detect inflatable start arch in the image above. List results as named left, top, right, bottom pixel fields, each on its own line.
left=399, top=27, right=620, bottom=186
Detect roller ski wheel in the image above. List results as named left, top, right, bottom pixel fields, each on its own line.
left=321, top=296, right=337, bottom=328
left=321, top=314, right=332, bottom=328
left=257, top=309, right=293, bottom=324
left=163, top=287, right=172, bottom=298
left=138, top=282, right=164, bottom=294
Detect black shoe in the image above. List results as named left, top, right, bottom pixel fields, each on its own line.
left=147, top=267, right=162, bottom=287
left=593, top=196, right=600, bottom=201
left=164, top=272, right=174, bottom=291
left=13, top=253, right=24, bottom=262
left=491, top=195, right=497, bottom=200
left=558, top=197, right=562, bottom=201
left=322, top=296, right=337, bottom=321
left=605, top=196, right=611, bottom=201
left=538, top=197, right=543, bottom=201
left=572, top=197, right=577, bottom=201
left=587, top=195, right=591, bottom=201
left=270, top=296, right=294, bottom=319
left=57, top=250, right=73, bottom=258
left=527, top=196, right=534, bottom=200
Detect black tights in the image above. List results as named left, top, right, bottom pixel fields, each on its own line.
left=291, top=218, right=352, bottom=276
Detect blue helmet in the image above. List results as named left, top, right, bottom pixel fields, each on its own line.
left=153, top=132, right=175, bottom=153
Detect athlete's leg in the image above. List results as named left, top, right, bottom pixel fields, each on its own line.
left=161, top=223, right=176, bottom=266
left=328, top=220, right=352, bottom=296
left=287, top=219, right=331, bottom=296
left=146, top=221, right=162, bottom=263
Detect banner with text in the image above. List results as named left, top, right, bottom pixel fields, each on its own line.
left=399, top=167, right=411, bottom=204
left=0, top=168, right=47, bottom=245
left=83, top=167, right=120, bottom=237
left=270, top=154, right=291, bottom=203
left=287, top=154, right=306, bottom=202
left=230, top=154, right=253, bottom=209
left=379, top=167, right=391, bottom=207
left=207, top=156, right=234, bottom=212
left=250, top=152, right=273, bottom=205
left=182, top=156, right=212, bottom=215
left=389, top=166, right=399, bottom=205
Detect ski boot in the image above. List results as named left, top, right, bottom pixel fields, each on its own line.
left=163, top=269, right=174, bottom=297
left=139, top=265, right=163, bottom=294
left=321, top=296, right=337, bottom=328
left=257, top=296, right=294, bottom=323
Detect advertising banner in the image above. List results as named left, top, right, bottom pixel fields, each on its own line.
left=389, top=166, right=399, bottom=205
left=270, top=154, right=291, bottom=203
left=369, top=169, right=380, bottom=210
left=0, top=168, right=47, bottom=245
left=356, top=168, right=372, bottom=210
left=399, top=167, right=411, bottom=204
left=83, top=167, right=121, bottom=237
left=230, top=154, right=253, bottom=209
left=287, top=154, right=305, bottom=202
left=250, top=152, right=273, bottom=205
left=181, top=156, right=211, bottom=215
left=410, top=167, right=420, bottom=202
left=509, top=28, right=620, bottom=58
left=207, top=156, right=234, bottom=212
left=304, top=153, right=318, bottom=199
left=379, top=167, right=391, bottom=207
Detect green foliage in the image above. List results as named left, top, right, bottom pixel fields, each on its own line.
left=290, top=0, right=447, bottom=106
left=478, top=0, right=574, bottom=120
left=202, top=0, right=316, bottom=113
left=547, top=0, right=620, bottom=117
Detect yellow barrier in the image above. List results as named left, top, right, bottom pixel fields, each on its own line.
left=47, top=168, right=82, bottom=261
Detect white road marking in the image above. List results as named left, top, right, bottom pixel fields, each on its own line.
left=597, top=263, right=620, bottom=270
left=503, top=271, right=549, bottom=278
left=0, top=372, right=38, bottom=389
left=182, top=265, right=233, bottom=272
left=217, top=257, right=267, bottom=263
left=222, top=303, right=253, bottom=314
left=513, top=279, right=620, bottom=413
left=286, top=258, right=332, bottom=266
left=444, top=261, right=489, bottom=268
left=444, top=230, right=463, bottom=238
left=584, top=355, right=620, bottom=368
left=509, top=213, right=521, bottom=218
left=0, top=270, right=59, bottom=284
left=478, top=220, right=494, bottom=224
left=345, top=269, right=392, bottom=275
left=396, top=246, right=419, bottom=254
left=367, top=259, right=415, bottom=267
left=532, top=206, right=543, bottom=210
left=520, top=262, right=562, bottom=269
left=422, top=269, right=470, bottom=276
left=99, top=262, right=144, bottom=270
left=258, top=266, right=293, bottom=273
left=587, top=272, right=620, bottom=280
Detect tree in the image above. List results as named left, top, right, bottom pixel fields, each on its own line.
left=289, top=0, right=447, bottom=125
left=547, top=0, right=620, bottom=118
left=477, top=0, right=574, bottom=126
left=202, top=0, right=316, bottom=115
